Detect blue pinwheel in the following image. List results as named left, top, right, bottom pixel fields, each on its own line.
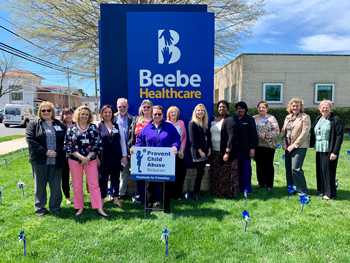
left=70, top=180, right=73, bottom=188
left=21, top=148, right=25, bottom=156
left=287, top=185, right=296, bottom=200
left=107, top=187, right=115, bottom=202
left=185, top=190, right=189, bottom=205
left=132, top=193, right=140, bottom=210
left=346, top=151, right=350, bottom=161
left=335, top=179, right=338, bottom=189
left=18, top=231, right=26, bottom=256
left=244, top=188, right=248, bottom=206
left=17, top=180, right=25, bottom=197
left=277, top=144, right=281, bottom=153
left=4, top=159, right=8, bottom=170
left=274, top=162, right=280, bottom=175
left=282, top=155, right=285, bottom=166
left=242, top=210, right=250, bottom=232
left=299, top=194, right=310, bottom=213
left=161, top=229, right=169, bottom=257
left=0, top=187, right=3, bottom=205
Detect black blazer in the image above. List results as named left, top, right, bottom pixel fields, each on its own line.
left=127, top=116, right=139, bottom=151
left=310, top=112, right=343, bottom=155
left=233, top=114, right=258, bottom=159
left=26, top=119, right=67, bottom=168
left=188, top=121, right=211, bottom=159
left=208, top=114, right=237, bottom=162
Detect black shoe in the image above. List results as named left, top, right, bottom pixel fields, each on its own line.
left=164, top=208, right=171, bottom=214
left=145, top=208, right=152, bottom=214
left=119, top=195, right=127, bottom=200
left=197, top=192, right=203, bottom=199
left=52, top=210, right=60, bottom=214
left=98, top=211, right=111, bottom=218
left=255, top=185, right=263, bottom=189
left=267, top=187, right=273, bottom=192
left=192, top=194, right=199, bottom=201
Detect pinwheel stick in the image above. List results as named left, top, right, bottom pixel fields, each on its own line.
left=22, top=188, right=24, bottom=197
left=287, top=192, right=291, bottom=200
left=245, top=221, right=248, bottom=232
left=301, top=204, right=305, bottom=213
left=165, top=235, right=168, bottom=257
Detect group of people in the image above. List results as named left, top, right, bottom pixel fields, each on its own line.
left=25, top=97, right=343, bottom=217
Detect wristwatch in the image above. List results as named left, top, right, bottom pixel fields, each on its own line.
left=225, top=151, right=230, bottom=154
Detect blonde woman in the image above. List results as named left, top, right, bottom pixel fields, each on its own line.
left=26, top=101, right=67, bottom=216
left=64, top=105, right=109, bottom=217
left=310, top=100, right=343, bottom=200
left=209, top=100, right=239, bottom=198
left=188, top=104, right=211, bottom=200
left=166, top=106, right=187, bottom=200
left=280, top=98, right=311, bottom=196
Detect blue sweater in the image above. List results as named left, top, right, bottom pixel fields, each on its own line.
left=135, top=120, right=181, bottom=150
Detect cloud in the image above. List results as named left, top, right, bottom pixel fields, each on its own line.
left=269, top=31, right=282, bottom=35
left=298, top=34, right=350, bottom=52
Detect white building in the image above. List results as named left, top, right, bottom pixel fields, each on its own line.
left=0, top=70, right=44, bottom=109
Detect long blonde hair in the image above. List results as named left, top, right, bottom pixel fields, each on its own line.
left=138, top=99, right=153, bottom=125
left=191, top=104, right=208, bottom=129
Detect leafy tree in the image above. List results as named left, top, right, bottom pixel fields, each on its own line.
left=3, top=0, right=268, bottom=75
left=0, top=52, right=23, bottom=99
left=78, top=88, right=86, bottom=97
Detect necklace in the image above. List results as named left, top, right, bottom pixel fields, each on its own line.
left=104, top=122, right=114, bottom=143
left=78, top=123, right=88, bottom=131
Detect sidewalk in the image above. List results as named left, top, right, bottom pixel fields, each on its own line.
left=0, top=137, right=28, bottom=155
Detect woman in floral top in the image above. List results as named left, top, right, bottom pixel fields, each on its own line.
left=253, top=101, right=280, bottom=191
left=64, top=105, right=109, bottom=218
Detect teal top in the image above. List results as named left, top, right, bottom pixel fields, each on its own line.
left=314, top=118, right=331, bottom=152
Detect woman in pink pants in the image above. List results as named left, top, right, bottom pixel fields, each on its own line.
left=64, top=105, right=109, bottom=218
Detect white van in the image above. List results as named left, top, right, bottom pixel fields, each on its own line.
left=3, top=104, right=37, bottom=128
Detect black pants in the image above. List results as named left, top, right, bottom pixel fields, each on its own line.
left=255, top=147, right=276, bottom=188
left=193, top=161, right=206, bottom=193
left=99, top=168, right=120, bottom=199
left=61, top=158, right=71, bottom=199
left=146, top=181, right=171, bottom=210
left=316, top=152, right=338, bottom=198
left=171, top=155, right=187, bottom=199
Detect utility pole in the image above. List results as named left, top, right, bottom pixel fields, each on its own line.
left=94, top=67, right=99, bottom=121
left=67, top=67, right=71, bottom=109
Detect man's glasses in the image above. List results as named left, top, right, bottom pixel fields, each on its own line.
left=41, top=109, right=52, bottom=113
left=153, top=113, right=162, bottom=116
left=118, top=106, right=127, bottom=109
left=143, top=106, right=151, bottom=109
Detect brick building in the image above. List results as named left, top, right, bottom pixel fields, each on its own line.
left=214, top=54, right=350, bottom=108
left=37, top=86, right=81, bottom=110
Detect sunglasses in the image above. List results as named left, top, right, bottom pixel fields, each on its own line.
left=41, top=109, right=52, bottom=113
left=143, top=106, right=151, bottom=109
left=153, top=113, right=162, bottom=116
left=118, top=106, right=127, bottom=109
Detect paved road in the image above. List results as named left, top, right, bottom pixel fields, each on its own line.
left=0, top=122, right=26, bottom=138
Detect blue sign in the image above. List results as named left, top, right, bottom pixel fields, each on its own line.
left=126, top=11, right=214, bottom=123
left=130, top=147, right=175, bottom=181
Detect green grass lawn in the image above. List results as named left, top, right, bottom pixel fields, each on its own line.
left=0, top=135, right=25, bottom=143
left=1, top=137, right=350, bottom=262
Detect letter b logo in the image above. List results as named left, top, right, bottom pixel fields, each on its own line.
left=158, top=29, right=181, bottom=64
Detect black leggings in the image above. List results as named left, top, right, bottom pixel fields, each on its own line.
left=193, top=161, right=206, bottom=193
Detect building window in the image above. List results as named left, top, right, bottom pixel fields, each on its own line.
left=314, top=83, right=334, bottom=103
left=263, top=83, right=283, bottom=103
left=224, top=88, right=229, bottom=101
left=231, top=85, right=236, bottom=103
left=11, top=92, right=23, bottom=101
left=59, top=94, right=61, bottom=99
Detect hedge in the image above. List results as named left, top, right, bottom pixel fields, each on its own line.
left=213, top=103, right=350, bottom=129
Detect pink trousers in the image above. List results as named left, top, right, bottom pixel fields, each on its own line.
left=68, top=159, right=102, bottom=209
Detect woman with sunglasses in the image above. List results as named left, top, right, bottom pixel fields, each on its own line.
left=131, top=105, right=181, bottom=214
left=60, top=107, right=75, bottom=204
left=26, top=101, right=67, bottom=216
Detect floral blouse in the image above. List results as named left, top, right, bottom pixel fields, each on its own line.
left=134, top=120, right=150, bottom=137
left=43, top=121, right=57, bottom=165
left=64, top=124, right=103, bottom=161
left=253, top=114, right=280, bottom=149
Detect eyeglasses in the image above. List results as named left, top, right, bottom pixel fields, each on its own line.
left=41, top=109, right=52, bottom=113
left=143, top=106, right=151, bottom=109
left=118, top=106, right=127, bottom=109
left=153, top=113, right=162, bottom=116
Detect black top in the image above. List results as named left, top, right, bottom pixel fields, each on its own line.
left=209, top=114, right=237, bottom=162
left=26, top=119, right=67, bottom=168
left=98, top=121, right=123, bottom=172
left=310, top=112, right=343, bottom=155
left=127, top=116, right=138, bottom=151
left=188, top=121, right=211, bottom=160
left=233, top=114, right=258, bottom=159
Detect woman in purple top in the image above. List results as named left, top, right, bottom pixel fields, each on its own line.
left=131, top=105, right=180, bottom=214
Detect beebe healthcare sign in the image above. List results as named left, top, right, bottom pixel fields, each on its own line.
left=131, top=147, right=175, bottom=181
left=126, top=12, right=214, bottom=113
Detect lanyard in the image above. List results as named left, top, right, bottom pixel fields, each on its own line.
left=317, top=115, right=330, bottom=134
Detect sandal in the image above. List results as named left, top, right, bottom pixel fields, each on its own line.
left=323, top=195, right=330, bottom=200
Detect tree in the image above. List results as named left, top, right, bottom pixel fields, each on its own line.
left=0, top=52, right=23, bottom=99
left=77, top=88, right=86, bottom=97
left=3, top=0, right=268, bottom=74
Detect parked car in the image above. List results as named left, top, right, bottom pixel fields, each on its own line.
left=0, top=109, right=3, bottom=123
left=3, top=104, right=37, bottom=128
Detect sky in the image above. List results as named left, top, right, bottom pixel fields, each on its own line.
left=1, top=0, right=350, bottom=94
